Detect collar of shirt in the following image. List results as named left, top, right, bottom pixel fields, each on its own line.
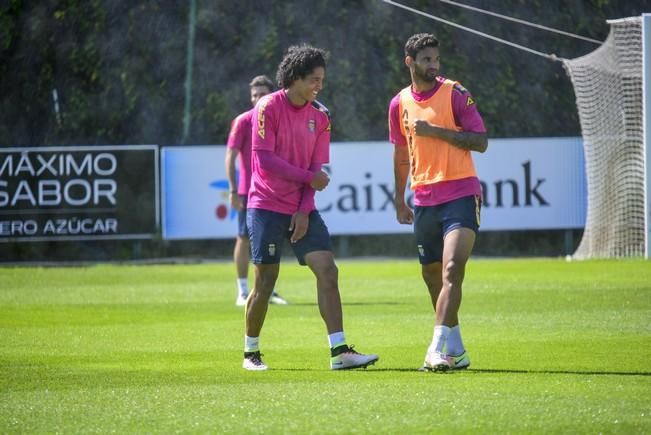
left=410, top=76, right=445, bottom=102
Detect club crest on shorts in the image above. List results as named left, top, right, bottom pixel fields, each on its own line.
left=417, top=244, right=425, bottom=257
left=308, top=119, right=316, bottom=132
left=268, top=243, right=276, bottom=256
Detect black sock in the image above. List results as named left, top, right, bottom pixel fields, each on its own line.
left=330, top=344, right=349, bottom=357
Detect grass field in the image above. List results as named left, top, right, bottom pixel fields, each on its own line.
left=1, top=258, right=650, bottom=434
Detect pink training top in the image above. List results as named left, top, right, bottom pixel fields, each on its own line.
left=226, top=108, right=254, bottom=195
left=249, top=90, right=331, bottom=215
left=388, top=76, right=486, bottom=206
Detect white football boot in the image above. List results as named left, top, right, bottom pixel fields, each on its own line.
left=269, top=292, right=289, bottom=305
left=235, top=293, right=248, bottom=307
left=422, top=351, right=452, bottom=372
left=242, top=351, right=268, bottom=371
left=449, top=351, right=471, bottom=370
left=330, top=345, right=379, bottom=370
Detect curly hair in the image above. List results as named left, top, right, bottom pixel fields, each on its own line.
left=249, top=75, right=274, bottom=91
left=275, top=44, right=328, bottom=89
left=404, top=33, right=439, bottom=59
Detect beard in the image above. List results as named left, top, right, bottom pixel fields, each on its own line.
left=414, top=65, right=437, bottom=83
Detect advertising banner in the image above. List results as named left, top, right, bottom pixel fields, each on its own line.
left=162, top=146, right=237, bottom=239
left=474, top=137, right=586, bottom=230
left=0, top=145, right=159, bottom=241
left=161, top=138, right=585, bottom=239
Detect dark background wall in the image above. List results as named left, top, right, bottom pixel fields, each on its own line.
left=0, top=0, right=647, bottom=261
left=2, top=0, right=648, bottom=146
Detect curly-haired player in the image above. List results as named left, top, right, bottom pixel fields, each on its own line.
left=242, top=44, right=379, bottom=371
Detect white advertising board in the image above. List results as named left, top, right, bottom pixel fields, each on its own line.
left=161, top=138, right=586, bottom=239
left=162, top=146, right=238, bottom=239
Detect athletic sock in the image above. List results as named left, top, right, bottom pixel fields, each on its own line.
left=237, top=278, right=248, bottom=296
left=428, top=325, right=450, bottom=354
left=446, top=324, right=465, bottom=356
left=244, top=335, right=259, bottom=353
left=328, top=331, right=347, bottom=355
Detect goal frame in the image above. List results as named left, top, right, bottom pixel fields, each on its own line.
left=643, top=13, right=651, bottom=259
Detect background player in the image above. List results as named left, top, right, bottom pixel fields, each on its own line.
left=225, top=75, right=288, bottom=306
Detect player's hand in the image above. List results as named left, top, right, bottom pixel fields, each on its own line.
left=289, top=211, right=309, bottom=243
left=395, top=201, right=414, bottom=225
left=229, top=192, right=243, bottom=211
left=414, top=119, right=437, bottom=137
left=309, top=170, right=330, bottom=191
left=229, top=192, right=244, bottom=211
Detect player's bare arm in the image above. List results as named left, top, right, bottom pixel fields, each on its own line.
left=393, top=145, right=414, bottom=225
left=224, top=148, right=244, bottom=211
left=413, top=120, right=488, bottom=153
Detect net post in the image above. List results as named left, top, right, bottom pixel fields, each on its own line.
left=644, top=13, right=651, bottom=259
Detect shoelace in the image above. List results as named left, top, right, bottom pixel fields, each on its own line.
left=343, top=345, right=360, bottom=355
left=247, top=352, right=265, bottom=365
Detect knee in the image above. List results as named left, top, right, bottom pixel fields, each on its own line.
left=316, top=262, right=338, bottom=287
left=443, top=259, right=465, bottom=285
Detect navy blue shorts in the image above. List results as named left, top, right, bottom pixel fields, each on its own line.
left=413, top=195, right=481, bottom=264
left=237, top=195, right=248, bottom=237
left=247, top=208, right=333, bottom=265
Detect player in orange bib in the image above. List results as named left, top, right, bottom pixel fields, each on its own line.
left=388, top=33, right=488, bottom=371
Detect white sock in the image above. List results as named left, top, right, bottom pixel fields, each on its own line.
left=237, top=278, right=248, bottom=296
left=446, top=325, right=465, bottom=357
left=244, top=335, right=259, bottom=352
left=328, top=331, right=346, bottom=349
left=428, top=325, right=450, bottom=354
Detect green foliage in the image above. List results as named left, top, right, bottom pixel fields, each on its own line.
left=0, top=0, right=648, bottom=146
left=1, top=259, right=650, bottom=432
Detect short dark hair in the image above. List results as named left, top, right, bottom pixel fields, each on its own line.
left=404, top=33, right=439, bottom=59
left=249, top=75, right=274, bottom=90
left=276, top=44, right=328, bottom=89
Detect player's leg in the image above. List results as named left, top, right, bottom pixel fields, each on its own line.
left=421, top=260, right=455, bottom=369
left=242, top=262, right=277, bottom=371
left=242, top=209, right=287, bottom=371
left=431, top=196, right=480, bottom=370
left=435, top=227, right=474, bottom=370
left=437, top=228, right=474, bottom=326
left=234, top=198, right=251, bottom=306
left=305, top=250, right=379, bottom=370
left=414, top=205, right=444, bottom=310
left=419, top=196, right=479, bottom=371
left=421, top=262, right=442, bottom=311
left=294, top=212, right=378, bottom=370
left=414, top=205, right=450, bottom=371
left=304, top=250, right=342, bottom=333
left=234, top=196, right=287, bottom=306
left=234, top=235, right=250, bottom=306
left=236, top=233, right=287, bottom=307
left=246, top=262, right=278, bottom=337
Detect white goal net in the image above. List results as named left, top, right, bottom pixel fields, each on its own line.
left=563, top=17, right=646, bottom=258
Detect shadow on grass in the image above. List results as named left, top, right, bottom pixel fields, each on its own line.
left=272, top=367, right=651, bottom=376
left=6, top=357, right=649, bottom=394
left=467, top=368, right=651, bottom=376
left=287, top=301, right=407, bottom=307
left=345, top=367, right=651, bottom=376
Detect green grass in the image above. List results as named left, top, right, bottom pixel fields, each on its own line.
left=1, top=258, right=650, bottom=434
